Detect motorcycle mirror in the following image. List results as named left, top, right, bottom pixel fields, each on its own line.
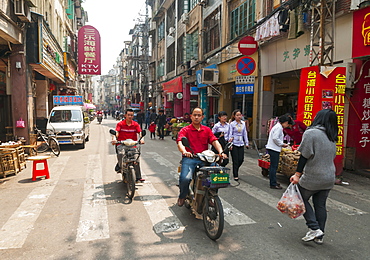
left=181, top=137, right=190, bottom=147
left=141, top=130, right=146, bottom=137
left=109, top=129, right=116, bottom=135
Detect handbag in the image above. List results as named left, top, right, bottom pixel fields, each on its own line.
left=16, top=118, right=25, bottom=128
left=276, top=183, right=306, bottom=219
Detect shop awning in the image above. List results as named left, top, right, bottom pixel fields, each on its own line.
left=162, top=77, right=183, bottom=93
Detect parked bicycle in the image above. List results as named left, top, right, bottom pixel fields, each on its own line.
left=109, top=129, right=146, bottom=199
left=35, top=127, right=60, bottom=157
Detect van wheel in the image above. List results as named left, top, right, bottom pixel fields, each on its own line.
left=79, top=137, right=86, bottom=149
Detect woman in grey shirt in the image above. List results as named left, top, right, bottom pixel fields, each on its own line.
left=290, top=109, right=338, bottom=244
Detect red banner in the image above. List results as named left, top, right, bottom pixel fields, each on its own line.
left=352, top=6, right=370, bottom=58
left=298, top=66, right=346, bottom=175
left=162, top=77, right=183, bottom=93
left=78, top=25, right=101, bottom=75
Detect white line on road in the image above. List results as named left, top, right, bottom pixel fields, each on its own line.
left=139, top=159, right=185, bottom=234
left=220, top=198, right=256, bottom=225
left=0, top=157, right=69, bottom=249
left=76, top=155, right=109, bottom=242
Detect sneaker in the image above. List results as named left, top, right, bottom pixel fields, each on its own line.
left=314, top=237, right=324, bottom=244
left=302, top=229, right=324, bottom=242
left=136, top=178, right=145, bottom=182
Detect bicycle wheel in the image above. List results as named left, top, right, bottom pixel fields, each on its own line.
left=126, top=165, right=136, bottom=199
left=37, top=141, right=49, bottom=153
left=48, top=137, right=60, bottom=157
left=202, top=194, right=224, bottom=240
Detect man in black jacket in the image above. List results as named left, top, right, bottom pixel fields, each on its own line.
left=156, top=109, right=167, bottom=140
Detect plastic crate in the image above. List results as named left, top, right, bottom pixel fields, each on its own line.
left=258, top=159, right=270, bottom=169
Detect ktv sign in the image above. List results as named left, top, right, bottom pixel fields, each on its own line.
left=78, top=25, right=101, bottom=75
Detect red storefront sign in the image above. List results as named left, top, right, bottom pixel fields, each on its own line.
left=352, top=6, right=370, bottom=58
left=162, top=77, right=183, bottom=93
left=298, top=66, right=346, bottom=174
left=78, top=25, right=101, bottom=75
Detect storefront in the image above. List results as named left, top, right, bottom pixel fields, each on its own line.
left=347, top=7, right=370, bottom=170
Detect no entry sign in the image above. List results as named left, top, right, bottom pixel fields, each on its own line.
left=236, top=57, right=256, bottom=76
left=238, top=36, right=258, bottom=56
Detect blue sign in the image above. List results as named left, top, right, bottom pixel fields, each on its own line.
left=53, top=95, right=83, bottom=105
left=236, top=57, right=256, bottom=76
left=235, top=84, right=254, bottom=94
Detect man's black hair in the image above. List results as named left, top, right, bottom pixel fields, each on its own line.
left=218, top=111, right=227, bottom=118
left=190, top=108, right=203, bottom=115
left=278, top=115, right=290, bottom=124
left=126, top=108, right=134, bottom=114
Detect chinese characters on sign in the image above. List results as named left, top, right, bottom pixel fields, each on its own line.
left=333, top=74, right=346, bottom=155
left=78, top=25, right=101, bottom=75
left=282, top=45, right=310, bottom=62
left=359, top=84, right=370, bottom=148
left=53, top=95, right=83, bottom=105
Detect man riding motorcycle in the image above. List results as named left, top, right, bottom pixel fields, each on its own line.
left=176, top=107, right=226, bottom=207
left=112, top=108, right=145, bottom=182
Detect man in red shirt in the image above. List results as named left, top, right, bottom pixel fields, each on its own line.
left=112, top=109, right=145, bottom=182
left=176, top=107, right=225, bottom=207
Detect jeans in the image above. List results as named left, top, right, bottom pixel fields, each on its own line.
left=158, top=125, right=165, bottom=139
left=298, top=185, right=330, bottom=233
left=116, top=145, right=142, bottom=180
left=231, top=146, right=244, bottom=178
left=179, top=157, right=204, bottom=199
left=267, top=149, right=280, bottom=187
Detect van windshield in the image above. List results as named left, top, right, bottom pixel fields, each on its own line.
left=50, top=110, right=82, bottom=123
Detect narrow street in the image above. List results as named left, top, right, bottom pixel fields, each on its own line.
left=0, top=118, right=369, bottom=260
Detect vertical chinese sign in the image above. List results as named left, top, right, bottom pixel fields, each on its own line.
left=297, top=66, right=346, bottom=176
left=78, top=25, right=101, bottom=75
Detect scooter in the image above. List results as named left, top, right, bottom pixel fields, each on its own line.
left=97, top=114, right=103, bottom=124
left=179, top=137, right=232, bottom=240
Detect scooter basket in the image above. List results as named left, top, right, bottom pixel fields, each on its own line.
left=199, top=166, right=230, bottom=188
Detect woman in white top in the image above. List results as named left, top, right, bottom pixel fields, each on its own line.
left=212, top=111, right=230, bottom=166
left=265, top=115, right=291, bottom=189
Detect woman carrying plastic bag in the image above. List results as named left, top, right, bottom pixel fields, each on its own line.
left=277, top=183, right=305, bottom=219
left=289, top=109, right=338, bottom=245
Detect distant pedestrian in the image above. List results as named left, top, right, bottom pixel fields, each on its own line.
left=148, top=122, right=157, bottom=139
left=228, top=109, right=249, bottom=182
left=145, top=109, right=151, bottom=129
left=156, top=109, right=167, bottom=140
left=137, top=110, right=144, bottom=129
left=290, top=109, right=338, bottom=244
left=212, top=111, right=230, bottom=167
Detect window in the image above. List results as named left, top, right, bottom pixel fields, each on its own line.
left=158, top=21, right=165, bottom=41
left=230, top=0, right=255, bottom=40
left=157, top=59, right=164, bottom=77
left=204, top=7, right=221, bottom=54
left=186, top=30, right=198, bottom=61
left=166, top=3, right=175, bottom=34
left=177, top=35, right=185, bottom=66
left=167, top=43, right=175, bottom=73
left=189, top=0, right=198, bottom=10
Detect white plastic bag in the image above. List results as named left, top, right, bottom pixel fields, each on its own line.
left=276, top=183, right=306, bottom=219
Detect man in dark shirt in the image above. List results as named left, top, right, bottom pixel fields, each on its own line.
left=156, top=109, right=167, bottom=140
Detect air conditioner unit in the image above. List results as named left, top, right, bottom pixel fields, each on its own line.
left=14, top=0, right=31, bottom=22
left=181, top=13, right=189, bottom=24
left=167, top=92, right=174, bottom=101
left=201, top=68, right=219, bottom=84
left=168, top=27, right=175, bottom=36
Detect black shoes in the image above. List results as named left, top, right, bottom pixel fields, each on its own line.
left=270, top=185, right=282, bottom=189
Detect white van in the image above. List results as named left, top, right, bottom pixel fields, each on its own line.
left=46, top=106, right=90, bottom=149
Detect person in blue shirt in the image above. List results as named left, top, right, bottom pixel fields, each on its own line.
left=212, top=111, right=230, bottom=166
left=228, top=109, right=249, bottom=181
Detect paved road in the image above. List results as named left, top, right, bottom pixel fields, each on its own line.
left=0, top=117, right=369, bottom=260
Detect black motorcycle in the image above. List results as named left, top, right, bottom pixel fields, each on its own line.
left=180, top=137, right=232, bottom=240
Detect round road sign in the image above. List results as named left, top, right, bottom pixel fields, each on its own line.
left=236, top=57, right=256, bottom=76
left=238, top=36, right=258, bottom=56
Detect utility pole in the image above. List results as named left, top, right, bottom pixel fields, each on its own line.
left=309, top=0, right=335, bottom=66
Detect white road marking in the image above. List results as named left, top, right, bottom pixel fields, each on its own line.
left=0, top=157, right=69, bottom=249
left=326, top=198, right=367, bottom=215
left=139, top=159, right=185, bottom=234
left=220, top=198, right=256, bottom=225
left=76, top=155, right=109, bottom=242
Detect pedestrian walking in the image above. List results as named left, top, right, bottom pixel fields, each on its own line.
left=265, top=115, right=292, bottom=189
left=149, top=109, right=157, bottom=125
left=156, top=109, right=167, bottom=140
left=212, top=111, right=230, bottom=167
left=228, top=109, right=249, bottom=181
left=145, top=109, right=151, bottom=129
left=137, top=109, right=144, bottom=129
left=290, top=109, right=338, bottom=244
left=148, top=122, right=156, bottom=139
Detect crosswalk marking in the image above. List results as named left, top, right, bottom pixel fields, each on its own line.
left=0, top=157, right=69, bottom=249
left=220, top=198, right=256, bottom=225
left=139, top=159, right=185, bottom=234
left=76, top=155, right=109, bottom=242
